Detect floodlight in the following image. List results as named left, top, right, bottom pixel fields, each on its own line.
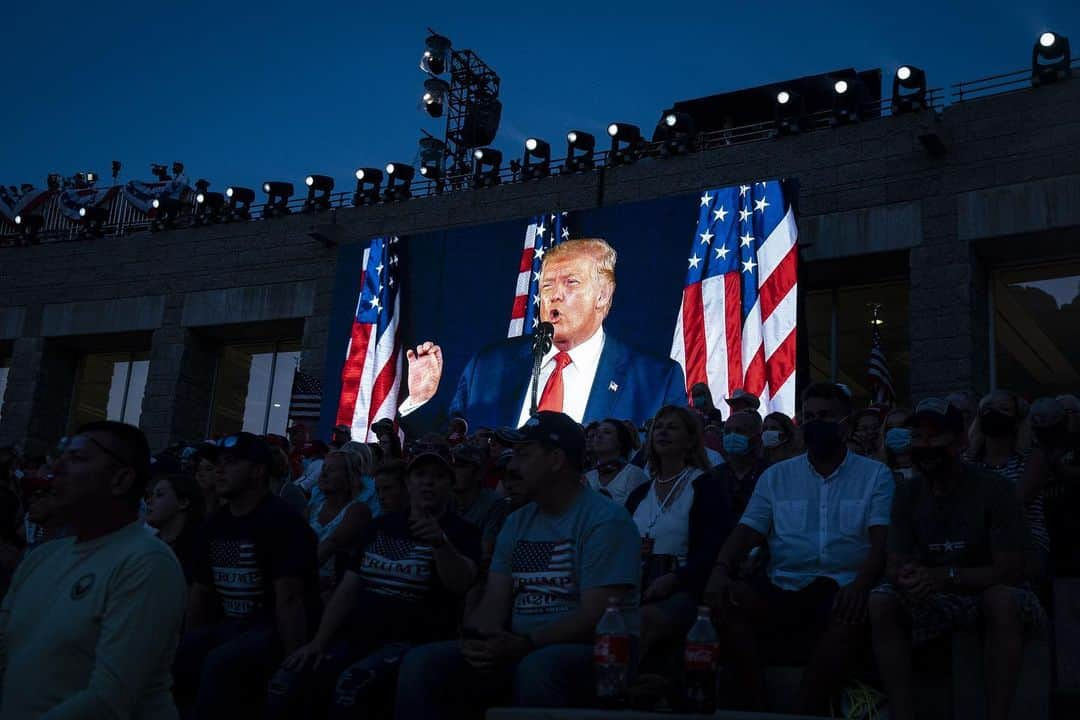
left=423, top=78, right=451, bottom=118
left=607, top=123, right=642, bottom=166
left=831, top=73, right=866, bottom=125
left=262, top=181, right=294, bottom=217
left=353, top=168, right=383, bottom=206
left=303, top=174, right=334, bottom=212
left=565, top=130, right=596, bottom=173
left=224, top=186, right=254, bottom=221
left=1032, top=32, right=1071, bottom=86
left=472, top=148, right=503, bottom=188
left=151, top=196, right=185, bottom=231
left=384, top=163, right=414, bottom=201
left=14, top=213, right=44, bottom=244
left=78, top=205, right=107, bottom=237
left=891, top=65, right=927, bottom=114
left=655, top=110, right=696, bottom=156
left=521, top=137, right=551, bottom=180
left=774, top=89, right=809, bottom=135
left=420, top=32, right=452, bottom=75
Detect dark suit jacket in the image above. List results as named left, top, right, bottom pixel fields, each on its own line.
left=448, top=333, right=687, bottom=429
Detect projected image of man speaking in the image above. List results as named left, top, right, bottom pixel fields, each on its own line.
left=399, top=238, right=687, bottom=429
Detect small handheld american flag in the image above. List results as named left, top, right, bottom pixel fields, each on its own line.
left=867, top=305, right=895, bottom=406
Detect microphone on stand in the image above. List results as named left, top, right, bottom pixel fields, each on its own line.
left=530, top=322, right=555, bottom=416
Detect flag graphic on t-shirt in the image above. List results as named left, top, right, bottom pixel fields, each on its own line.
left=209, top=540, right=263, bottom=619
left=510, top=539, right=576, bottom=616
left=358, top=532, right=434, bottom=601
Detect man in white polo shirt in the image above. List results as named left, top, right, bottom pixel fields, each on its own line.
left=705, top=382, right=893, bottom=715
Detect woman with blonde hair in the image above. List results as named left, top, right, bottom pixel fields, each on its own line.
left=308, top=442, right=378, bottom=593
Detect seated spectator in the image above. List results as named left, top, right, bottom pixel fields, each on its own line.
left=308, top=446, right=374, bottom=594
left=627, top=405, right=733, bottom=662
left=725, top=387, right=760, bottom=416
left=269, top=445, right=308, bottom=516
left=584, top=417, right=649, bottom=506
left=395, top=412, right=641, bottom=717
left=713, top=410, right=769, bottom=517
left=374, top=459, right=410, bottom=515
left=18, top=466, right=69, bottom=553
left=967, top=390, right=1049, bottom=576
left=297, top=440, right=330, bottom=494
left=173, top=432, right=320, bottom=720
left=850, top=407, right=884, bottom=457
left=330, top=424, right=352, bottom=450
left=0, top=422, right=186, bottom=718
left=881, top=408, right=914, bottom=480
left=145, top=472, right=205, bottom=583
left=706, top=382, right=893, bottom=714
left=870, top=398, right=1045, bottom=720
left=690, top=382, right=726, bottom=427
left=372, top=418, right=403, bottom=460
left=761, top=411, right=803, bottom=466
left=451, top=444, right=507, bottom=545
left=193, top=442, right=222, bottom=512
left=268, top=445, right=480, bottom=719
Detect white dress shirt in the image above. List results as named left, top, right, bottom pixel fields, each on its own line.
left=517, top=327, right=606, bottom=427
left=739, top=451, right=894, bottom=591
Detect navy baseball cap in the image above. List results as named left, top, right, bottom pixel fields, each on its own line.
left=907, top=397, right=966, bottom=435
left=496, top=412, right=586, bottom=468
left=407, top=442, right=454, bottom=474
left=220, top=432, right=273, bottom=468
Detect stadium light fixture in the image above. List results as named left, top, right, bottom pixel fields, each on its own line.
left=891, top=65, right=927, bottom=114
left=422, top=78, right=451, bottom=119
left=565, top=130, right=596, bottom=173
left=78, top=205, right=107, bottom=238
left=420, top=32, right=452, bottom=75
left=774, top=89, right=809, bottom=135
left=607, top=123, right=643, bottom=166
left=262, top=181, right=294, bottom=217
left=303, top=174, right=334, bottom=212
left=14, top=213, right=44, bottom=244
left=472, top=148, right=503, bottom=188
left=224, top=186, right=254, bottom=221
left=150, top=196, right=185, bottom=232
left=521, top=137, right=551, bottom=180
left=656, top=110, right=696, bottom=157
left=830, top=73, right=865, bottom=125
left=353, top=168, right=383, bottom=206
left=194, top=180, right=225, bottom=225
left=1032, top=32, right=1072, bottom=86
left=383, top=163, right=414, bottom=201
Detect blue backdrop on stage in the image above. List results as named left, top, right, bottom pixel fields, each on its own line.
left=320, top=192, right=702, bottom=437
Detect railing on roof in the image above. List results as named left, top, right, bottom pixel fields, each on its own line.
left=0, top=64, right=1071, bottom=247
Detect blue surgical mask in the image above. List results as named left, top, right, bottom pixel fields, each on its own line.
left=722, top=432, right=751, bottom=456
left=761, top=430, right=785, bottom=449
left=885, top=427, right=912, bottom=452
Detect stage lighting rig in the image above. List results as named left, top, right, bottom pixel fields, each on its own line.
left=607, top=123, right=642, bottom=166
left=472, top=148, right=502, bottom=188
left=774, top=89, right=809, bottom=135
left=830, top=73, right=867, bottom=125
left=262, top=181, right=294, bottom=217
left=194, top=181, right=225, bottom=225
left=353, top=168, right=383, bottom=206
left=225, top=186, right=254, bottom=221
left=421, top=31, right=452, bottom=75
left=383, top=163, right=414, bottom=201
left=14, top=214, right=44, bottom=244
left=151, top=196, right=185, bottom=231
left=521, top=138, right=551, bottom=180
left=656, top=111, right=696, bottom=156
left=423, top=78, right=451, bottom=118
left=564, top=131, right=596, bottom=173
left=891, top=65, right=927, bottom=114
left=1033, top=32, right=1071, bottom=86
left=303, top=175, right=334, bottom=212
left=78, top=205, right=107, bottom=238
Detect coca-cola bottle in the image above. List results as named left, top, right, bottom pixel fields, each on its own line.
left=684, top=605, right=719, bottom=714
left=594, top=596, right=630, bottom=707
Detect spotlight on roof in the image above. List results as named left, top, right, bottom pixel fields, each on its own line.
left=607, top=123, right=643, bottom=166
left=224, top=186, right=255, bottom=221
left=422, top=78, right=451, bottom=119
left=420, top=31, right=452, bottom=75
left=383, top=163, right=414, bottom=202
left=150, top=196, right=185, bottom=232
left=194, top=181, right=225, bottom=226
left=472, top=148, right=503, bottom=188
left=353, top=168, right=383, bottom=206
left=419, top=136, right=447, bottom=193
left=14, top=213, right=44, bottom=244
left=891, top=65, right=927, bottom=114
left=1032, top=31, right=1071, bottom=86
left=774, top=89, right=809, bottom=136
left=303, top=174, right=334, bottom=212
left=78, top=205, right=108, bottom=238
left=564, top=130, right=595, bottom=173
left=830, top=73, right=866, bottom=125
left=521, top=137, right=551, bottom=180
left=262, top=181, right=294, bottom=218
left=655, top=110, right=696, bottom=157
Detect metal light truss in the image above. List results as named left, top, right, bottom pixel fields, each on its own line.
left=442, top=48, right=501, bottom=189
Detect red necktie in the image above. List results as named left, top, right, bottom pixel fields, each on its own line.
left=537, top=352, right=573, bottom=413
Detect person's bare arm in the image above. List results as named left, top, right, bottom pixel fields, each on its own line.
left=528, top=585, right=630, bottom=647
left=317, top=503, right=371, bottom=567
left=186, top=582, right=217, bottom=630
left=466, top=571, right=512, bottom=633
left=275, top=576, right=308, bottom=655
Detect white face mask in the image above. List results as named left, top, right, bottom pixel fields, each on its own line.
left=761, top=430, right=785, bottom=449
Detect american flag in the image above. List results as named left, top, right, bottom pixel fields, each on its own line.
left=868, top=318, right=895, bottom=406
left=357, top=532, right=435, bottom=601
left=336, top=236, right=403, bottom=442
left=209, top=540, right=263, bottom=619
left=507, top=213, right=570, bottom=337
left=288, top=369, right=322, bottom=425
left=510, top=539, right=576, bottom=614
left=671, top=181, right=798, bottom=419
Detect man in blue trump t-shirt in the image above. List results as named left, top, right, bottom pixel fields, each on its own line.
left=394, top=412, right=641, bottom=718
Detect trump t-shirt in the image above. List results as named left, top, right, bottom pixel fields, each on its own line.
left=490, top=487, right=640, bottom=636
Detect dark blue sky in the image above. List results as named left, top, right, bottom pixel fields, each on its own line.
left=4, top=1, right=1076, bottom=194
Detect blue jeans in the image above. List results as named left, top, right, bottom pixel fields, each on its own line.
left=394, top=640, right=595, bottom=720
left=173, top=620, right=279, bottom=720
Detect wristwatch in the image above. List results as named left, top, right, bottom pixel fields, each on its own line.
left=946, top=567, right=960, bottom=586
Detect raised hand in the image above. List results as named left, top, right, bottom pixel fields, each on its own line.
left=405, top=341, right=444, bottom=405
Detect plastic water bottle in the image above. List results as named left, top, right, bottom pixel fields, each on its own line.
left=684, top=605, right=719, bottom=713
left=594, top=596, right=630, bottom=706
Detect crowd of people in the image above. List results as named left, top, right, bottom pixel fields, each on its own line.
left=0, top=382, right=1076, bottom=719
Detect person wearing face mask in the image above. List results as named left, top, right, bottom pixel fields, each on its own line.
left=761, top=412, right=801, bottom=466
left=689, top=382, right=726, bottom=427
left=705, top=382, right=893, bottom=715
left=967, top=391, right=1049, bottom=573
left=869, top=398, right=1045, bottom=720
left=712, top=410, right=770, bottom=518
left=881, top=409, right=915, bottom=480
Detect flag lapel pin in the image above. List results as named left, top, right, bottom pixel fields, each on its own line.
left=609, top=381, right=619, bottom=393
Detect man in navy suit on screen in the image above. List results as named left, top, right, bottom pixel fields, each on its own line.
left=397, top=238, right=687, bottom=430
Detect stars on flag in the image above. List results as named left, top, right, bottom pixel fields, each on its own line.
left=688, top=253, right=702, bottom=269
left=369, top=296, right=382, bottom=313
left=715, top=245, right=729, bottom=260
left=738, top=207, right=752, bottom=223
left=742, top=257, right=757, bottom=273
left=754, top=197, right=770, bottom=213
left=740, top=232, right=754, bottom=248
left=712, top=206, right=728, bottom=223
left=700, top=192, right=713, bottom=207
left=739, top=185, right=751, bottom=197
left=699, top=229, right=714, bottom=245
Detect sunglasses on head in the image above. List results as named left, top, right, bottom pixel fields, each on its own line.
left=222, top=435, right=241, bottom=449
